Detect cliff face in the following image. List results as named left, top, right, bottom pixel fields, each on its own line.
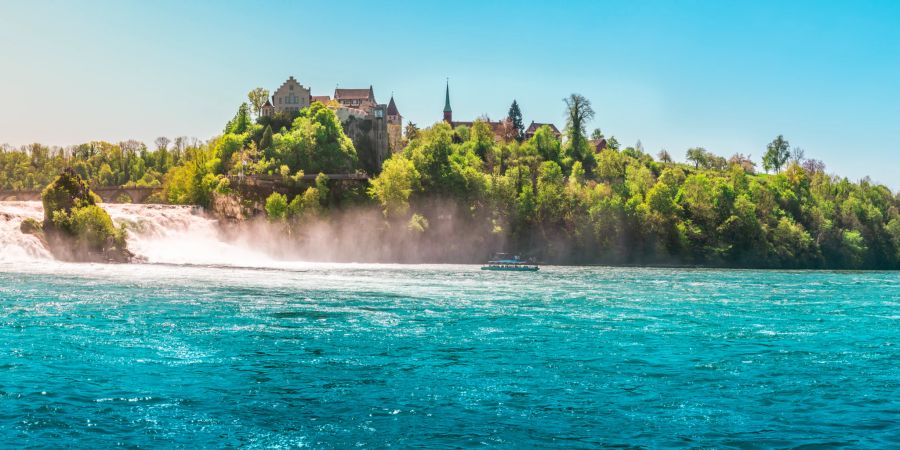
left=342, top=116, right=390, bottom=175
left=210, top=193, right=251, bottom=222
left=21, top=169, right=133, bottom=263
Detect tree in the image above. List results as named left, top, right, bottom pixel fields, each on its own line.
left=591, top=128, right=605, bottom=140
left=404, top=122, right=420, bottom=141
left=801, top=158, right=825, bottom=174
left=497, top=118, right=518, bottom=143
left=154, top=137, right=170, bottom=151
left=531, top=125, right=562, bottom=164
left=507, top=100, right=524, bottom=141
left=686, top=147, right=708, bottom=168
left=728, top=153, right=756, bottom=173
left=791, top=147, right=805, bottom=164
left=271, top=102, right=359, bottom=174
left=265, top=192, right=288, bottom=220
left=259, top=125, right=273, bottom=151
left=247, top=87, right=270, bottom=118
left=563, top=94, right=594, bottom=155
left=225, top=103, right=252, bottom=134
left=762, top=135, right=791, bottom=173
left=606, top=136, right=620, bottom=151
left=368, top=155, right=420, bottom=216
left=657, top=149, right=672, bottom=163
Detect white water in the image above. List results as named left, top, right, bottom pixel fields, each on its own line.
left=0, top=201, right=278, bottom=267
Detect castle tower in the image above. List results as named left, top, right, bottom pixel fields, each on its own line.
left=443, top=80, right=452, bottom=123
left=386, top=95, right=403, bottom=152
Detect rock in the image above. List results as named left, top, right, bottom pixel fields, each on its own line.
left=39, top=169, right=133, bottom=263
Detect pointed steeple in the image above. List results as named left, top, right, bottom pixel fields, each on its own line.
left=443, top=79, right=452, bottom=123
left=387, top=95, right=400, bottom=117
left=443, top=80, right=452, bottom=113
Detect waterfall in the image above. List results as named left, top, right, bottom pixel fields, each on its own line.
left=0, top=201, right=52, bottom=261
left=0, top=201, right=276, bottom=266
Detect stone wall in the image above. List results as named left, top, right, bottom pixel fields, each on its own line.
left=342, top=116, right=390, bottom=175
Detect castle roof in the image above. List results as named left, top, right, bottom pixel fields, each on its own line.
left=311, top=95, right=331, bottom=104
left=263, top=99, right=273, bottom=107
left=335, top=86, right=375, bottom=101
left=386, top=96, right=400, bottom=116
left=276, top=76, right=306, bottom=92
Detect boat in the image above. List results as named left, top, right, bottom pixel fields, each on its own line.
left=481, top=254, right=540, bottom=272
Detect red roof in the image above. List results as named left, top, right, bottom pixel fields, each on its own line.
left=525, top=121, right=561, bottom=135
left=311, top=95, right=331, bottom=104
left=334, top=86, right=375, bottom=101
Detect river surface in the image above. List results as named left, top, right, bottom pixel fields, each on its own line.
left=0, top=202, right=898, bottom=448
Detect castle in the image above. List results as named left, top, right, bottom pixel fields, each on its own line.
left=261, top=76, right=403, bottom=174
left=257, top=76, right=563, bottom=174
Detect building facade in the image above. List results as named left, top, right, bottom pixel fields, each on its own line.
left=335, top=87, right=378, bottom=112
left=272, top=76, right=311, bottom=114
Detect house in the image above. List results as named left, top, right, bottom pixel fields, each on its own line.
left=335, top=86, right=378, bottom=112
left=590, top=138, right=608, bottom=152
left=524, top=121, right=562, bottom=140
left=272, top=76, right=311, bottom=114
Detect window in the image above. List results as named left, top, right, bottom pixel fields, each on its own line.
left=289, top=85, right=293, bottom=91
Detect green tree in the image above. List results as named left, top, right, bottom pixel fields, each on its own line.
left=247, top=87, right=270, bottom=118
left=686, top=147, right=709, bottom=168
left=404, top=122, right=420, bottom=141
left=507, top=100, right=524, bottom=141
left=763, top=135, right=791, bottom=173
left=225, top=103, right=252, bottom=134
left=563, top=94, right=595, bottom=169
left=259, top=125, right=273, bottom=151
left=265, top=192, right=288, bottom=220
left=368, top=155, right=420, bottom=216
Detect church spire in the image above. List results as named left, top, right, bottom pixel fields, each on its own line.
left=443, top=79, right=452, bottom=123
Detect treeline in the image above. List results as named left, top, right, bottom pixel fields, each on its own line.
left=4, top=92, right=898, bottom=269
left=0, top=138, right=195, bottom=191
left=365, top=96, right=899, bottom=269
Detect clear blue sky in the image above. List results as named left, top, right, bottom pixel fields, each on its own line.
left=1, top=1, right=898, bottom=188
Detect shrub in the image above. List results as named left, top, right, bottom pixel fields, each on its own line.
left=265, top=192, right=288, bottom=220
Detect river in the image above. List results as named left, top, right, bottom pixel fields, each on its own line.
left=0, top=201, right=898, bottom=447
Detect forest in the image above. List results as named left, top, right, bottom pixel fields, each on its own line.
left=2, top=93, right=898, bottom=269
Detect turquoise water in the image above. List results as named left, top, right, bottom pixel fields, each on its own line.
left=1, top=263, right=898, bottom=448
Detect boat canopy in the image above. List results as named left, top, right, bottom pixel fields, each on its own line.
left=488, top=259, right=530, bottom=265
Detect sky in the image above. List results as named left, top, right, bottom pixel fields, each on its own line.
left=1, top=0, right=898, bottom=188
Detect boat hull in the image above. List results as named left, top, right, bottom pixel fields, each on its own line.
left=480, top=266, right=540, bottom=272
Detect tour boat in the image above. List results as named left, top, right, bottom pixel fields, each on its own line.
left=481, top=254, right=540, bottom=272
